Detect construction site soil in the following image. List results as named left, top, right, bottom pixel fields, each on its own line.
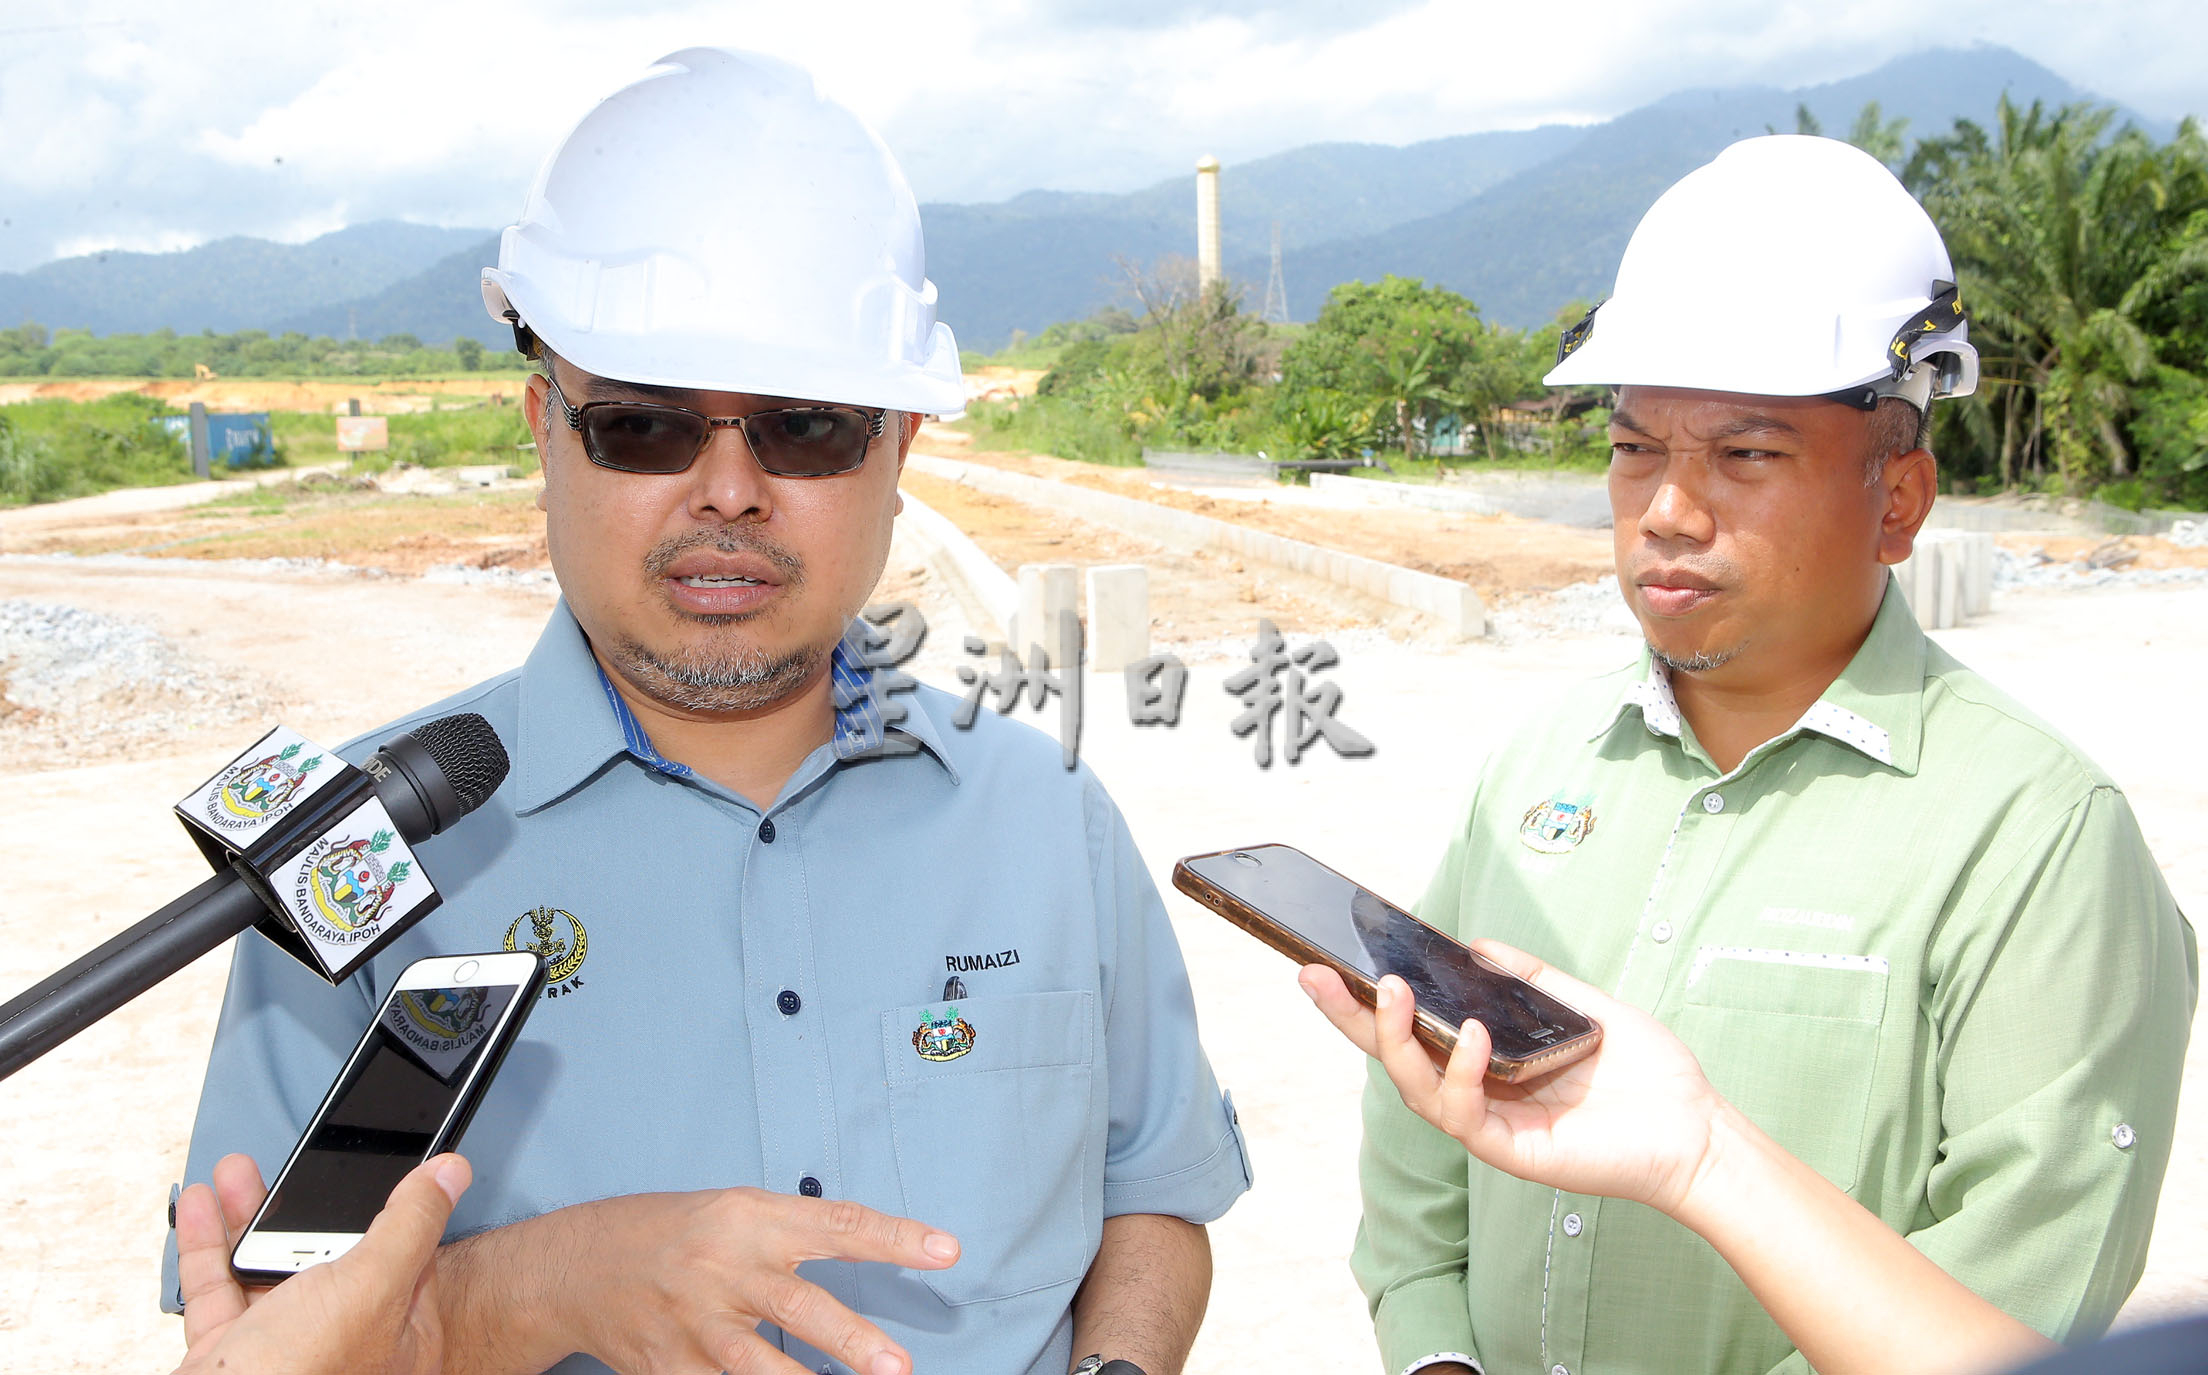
left=916, top=430, right=1624, bottom=603
left=0, top=375, right=533, bottom=411
left=3, top=482, right=551, bottom=574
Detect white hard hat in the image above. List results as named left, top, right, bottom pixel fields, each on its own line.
left=482, top=48, right=964, bottom=415
left=1545, top=135, right=1976, bottom=409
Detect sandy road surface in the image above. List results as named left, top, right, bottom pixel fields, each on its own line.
left=1, top=544, right=2204, bottom=1370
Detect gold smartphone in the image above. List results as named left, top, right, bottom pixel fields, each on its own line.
left=1174, top=844, right=1601, bottom=1082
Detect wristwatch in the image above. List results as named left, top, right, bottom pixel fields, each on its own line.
left=1070, top=1357, right=1148, bottom=1375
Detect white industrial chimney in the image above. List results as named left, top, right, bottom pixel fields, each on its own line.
left=1195, top=155, right=1222, bottom=293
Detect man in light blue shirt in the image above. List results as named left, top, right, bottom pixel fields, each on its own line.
left=166, top=49, right=1248, bottom=1375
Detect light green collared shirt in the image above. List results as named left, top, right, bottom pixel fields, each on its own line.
left=1353, top=580, right=2198, bottom=1375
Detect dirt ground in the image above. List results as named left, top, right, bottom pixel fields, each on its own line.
left=902, top=470, right=1420, bottom=647
left=914, top=429, right=1620, bottom=606
left=0, top=376, right=534, bottom=411
left=1994, top=532, right=2208, bottom=571
left=1, top=480, right=550, bottom=575
left=3, top=434, right=1622, bottom=651
left=0, top=366, right=1046, bottom=417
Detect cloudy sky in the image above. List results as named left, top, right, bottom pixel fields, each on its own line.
left=1, top=0, right=2200, bottom=274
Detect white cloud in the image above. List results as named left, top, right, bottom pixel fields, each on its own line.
left=0, top=0, right=2201, bottom=274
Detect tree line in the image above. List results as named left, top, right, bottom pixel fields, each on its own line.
left=977, top=97, right=2208, bottom=511
left=0, top=324, right=505, bottom=379
left=970, top=262, right=1596, bottom=474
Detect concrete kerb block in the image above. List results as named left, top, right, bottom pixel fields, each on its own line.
left=1937, top=543, right=1963, bottom=629
left=1013, top=563, right=1079, bottom=665
left=1895, top=530, right=1994, bottom=630
left=1086, top=564, right=1149, bottom=672
left=1901, top=540, right=1945, bottom=629
left=1962, top=532, right=1994, bottom=617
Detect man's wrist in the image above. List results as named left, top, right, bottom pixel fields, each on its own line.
left=438, top=1204, right=597, bottom=1375
left=1071, top=1356, right=1148, bottom=1375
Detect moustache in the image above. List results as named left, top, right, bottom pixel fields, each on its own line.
left=643, top=527, right=806, bottom=585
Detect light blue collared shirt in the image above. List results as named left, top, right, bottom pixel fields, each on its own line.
left=166, top=601, right=1251, bottom=1375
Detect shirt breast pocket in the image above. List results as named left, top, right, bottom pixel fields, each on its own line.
left=880, top=989, right=1097, bottom=1306
left=1672, top=948, right=1890, bottom=1192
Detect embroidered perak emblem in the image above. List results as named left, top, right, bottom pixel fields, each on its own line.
left=1520, top=794, right=1596, bottom=854
left=912, top=1005, right=977, bottom=1062
left=505, top=906, right=589, bottom=997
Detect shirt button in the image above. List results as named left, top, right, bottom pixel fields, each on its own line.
left=798, top=1175, right=823, bottom=1197
left=776, top=989, right=802, bottom=1016
left=759, top=817, right=777, bottom=843
left=1652, top=920, right=1674, bottom=944
left=2112, top=1123, right=2137, bottom=1150
left=1562, top=1212, right=1583, bottom=1237
left=1552, top=1365, right=1571, bottom=1375
left=1702, top=792, right=1725, bottom=814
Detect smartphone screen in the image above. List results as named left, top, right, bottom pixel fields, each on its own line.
left=251, top=980, right=518, bottom=1236
left=1180, top=846, right=1595, bottom=1062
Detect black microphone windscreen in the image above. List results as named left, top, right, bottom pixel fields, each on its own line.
left=408, top=712, right=510, bottom=815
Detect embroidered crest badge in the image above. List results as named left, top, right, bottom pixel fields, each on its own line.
left=1520, top=793, right=1597, bottom=854
left=912, top=1005, right=977, bottom=1062
left=504, top=906, right=589, bottom=997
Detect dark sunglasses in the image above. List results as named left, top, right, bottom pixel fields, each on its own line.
left=545, top=374, right=888, bottom=477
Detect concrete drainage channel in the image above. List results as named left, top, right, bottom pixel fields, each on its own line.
left=905, top=454, right=1489, bottom=638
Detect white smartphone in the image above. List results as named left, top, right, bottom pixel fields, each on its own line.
left=229, top=950, right=544, bottom=1283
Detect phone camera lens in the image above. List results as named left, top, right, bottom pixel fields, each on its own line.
left=1232, top=851, right=1261, bottom=867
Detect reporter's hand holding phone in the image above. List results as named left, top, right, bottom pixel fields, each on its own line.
left=173, top=1151, right=468, bottom=1375
left=1302, top=942, right=2055, bottom=1375
left=1300, top=941, right=1725, bottom=1212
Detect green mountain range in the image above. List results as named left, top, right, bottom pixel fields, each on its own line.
left=0, top=45, right=2175, bottom=356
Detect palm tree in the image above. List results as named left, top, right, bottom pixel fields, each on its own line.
left=1909, top=100, right=2208, bottom=488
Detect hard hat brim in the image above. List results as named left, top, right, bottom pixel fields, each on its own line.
left=1545, top=299, right=1891, bottom=398
left=483, top=267, right=967, bottom=417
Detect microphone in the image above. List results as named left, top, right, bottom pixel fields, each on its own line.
left=0, top=713, right=509, bottom=1082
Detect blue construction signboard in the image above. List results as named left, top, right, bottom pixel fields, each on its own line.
left=154, top=412, right=276, bottom=468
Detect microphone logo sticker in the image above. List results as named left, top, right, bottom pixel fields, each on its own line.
left=306, top=830, right=412, bottom=934
left=213, top=743, right=322, bottom=826
left=279, top=796, right=439, bottom=974
left=178, top=725, right=344, bottom=847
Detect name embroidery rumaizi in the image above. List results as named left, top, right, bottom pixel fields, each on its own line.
left=913, top=1005, right=977, bottom=1062
left=1520, top=792, right=1597, bottom=854
left=945, top=949, right=1021, bottom=973
left=505, top=906, right=589, bottom=998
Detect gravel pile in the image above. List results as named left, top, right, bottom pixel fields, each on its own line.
left=0, top=551, right=369, bottom=579
left=1487, top=576, right=1639, bottom=643
left=0, top=601, right=274, bottom=770
left=421, top=563, right=559, bottom=591
left=1994, top=546, right=2208, bottom=591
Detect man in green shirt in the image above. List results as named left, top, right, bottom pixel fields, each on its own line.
left=1335, top=136, right=2198, bottom=1375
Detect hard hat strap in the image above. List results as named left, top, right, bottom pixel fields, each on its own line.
left=503, top=310, right=542, bottom=361
left=1884, top=283, right=1965, bottom=379
left=1556, top=302, right=1601, bottom=366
